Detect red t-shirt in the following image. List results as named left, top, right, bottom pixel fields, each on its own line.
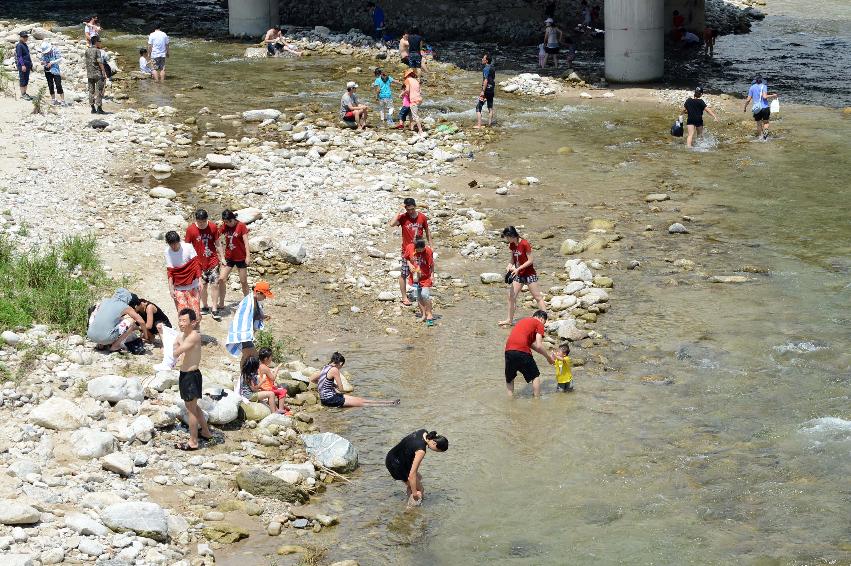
left=510, top=239, right=536, bottom=277
left=185, top=222, right=220, bottom=270
left=403, top=244, right=434, bottom=287
left=221, top=221, right=249, bottom=261
left=397, top=212, right=428, bottom=252
left=504, top=317, right=546, bottom=354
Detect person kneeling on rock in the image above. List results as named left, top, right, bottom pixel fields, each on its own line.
left=310, top=352, right=399, bottom=408
left=87, top=288, right=147, bottom=354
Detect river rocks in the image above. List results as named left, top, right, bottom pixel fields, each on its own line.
left=236, top=468, right=309, bottom=503
left=77, top=538, right=104, bottom=557
left=301, top=432, right=359, bottom=473
left=645, top=193, right=670, bottom=202
left=241, top=401, right=271, bottom=421
left=593, top=276, right=614, bottom=288
left=149, top=186, right=177, bottom=199
left=149, top=370, right=178, bottom=392
left=709, top=275, right=750, bottom=283
left=548, top=318, right=589, bottom=342
left=278, top=241, right=307, bottom=264
left=235, top=207, right=263, bottom=224
left=65, top=512, right=111, bottom=536
left=29, top=397, right=87, bottom=430
left=87, top=375, right=144, bottom=403
left=152, top=163, right=173, bottom=174
left=499, top=73, right=561, bottom=96
left=1, top=330, right=20, bottom=345
left=3, top=555, right=34, bottom=566
left=567, top=260, right=593, bottom=282
left=275, top=462, right=316, bottom=484
left=0, top=502, right=40, bottom=525
left=70, top=428, right=116, bottom=459
left=101, top=501, right=169, bottom=542
left=197, top=393, right=240, bottom=425
left=668, top=223, right=689, bottom=234
left=39, top=549, right=64, bottom=564
left=242, top=109, right=281, bottom=122
left=204, top=523, right=249, bottom=543
left=206, top=153, right=237, bottom=169
left=550, top=295, right=577, bottom=311
left=480, top=272, right=502, bottom=284
left=560, top=239, right=585, bottom=255
left=102, top=453, right=134, bottom=477
left=377, top=291, right=396, bottom=301
left=578, top=288, right=609, bottom=308
left=259, top=413, right=294, bottom=430
left=461, top=220, right=486, bottom=235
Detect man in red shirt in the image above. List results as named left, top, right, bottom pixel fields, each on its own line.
left=217, top=209, right=251, bottom=310
left=404, top=238, right=435, bottom=326
left=165, top=230, right=202, bottom=323
left=185, top=209, right=222, bottom=320
left=388, top=197, right=431, bottom=306
left=504, top=310, right=553, bottom=397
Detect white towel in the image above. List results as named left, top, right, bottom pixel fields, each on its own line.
left=152, top=325, right=180, bottom=372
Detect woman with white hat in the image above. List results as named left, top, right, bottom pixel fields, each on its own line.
left=39, top=42, right=65, bottom=106
left=542, top=18, right=563, bottom=68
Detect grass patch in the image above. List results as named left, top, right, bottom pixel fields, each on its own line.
left=0, top=235, right=111, bottom=334
left=253, top=330, right=299, bottom=363
left=0, top=46, right=12, bottom=96
left=14, top=346, right=39, bottom=383
left=297, top=545, right=327, bottom=566
left=0, top=363, right=11, bottom=382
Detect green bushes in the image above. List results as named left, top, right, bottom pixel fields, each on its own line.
left=253, top=330, right=298, bottom=364
left=0, top=235, right=110, bottom=334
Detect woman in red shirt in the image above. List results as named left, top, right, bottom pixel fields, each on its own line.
left=499, top=226, right=547, bottom=327
left=217, top=209, right=250, bottom=311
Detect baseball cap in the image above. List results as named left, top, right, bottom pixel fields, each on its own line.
left=19, top=31, right=29, bottom=37
left=545, top=18, right=554, bottom=24
left=695, top=86, right=704, bottom=94
left=346, top=81, right=358, bottom=89
left=254, top=281, right=274, bottom=298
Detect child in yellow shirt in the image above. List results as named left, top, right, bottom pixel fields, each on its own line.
left=553, top=343, right=573, bottom=392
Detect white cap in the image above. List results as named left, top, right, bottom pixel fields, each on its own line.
left=40, top=42, right=52, bottom=53
left=346, top=81, right=358, bottom=89
left=545, top=18, right=554, bottom=24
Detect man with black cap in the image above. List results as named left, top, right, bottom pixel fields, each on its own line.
left=683, top=86, right=717, bottom=148
left=85, top=35, right=108, bottom=114
left=15, top=31, right=33, bottom=101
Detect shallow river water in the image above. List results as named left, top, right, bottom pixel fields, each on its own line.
left=42, top=4, right=851, bottom=564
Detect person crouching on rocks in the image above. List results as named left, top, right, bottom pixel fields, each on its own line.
left=129, top=295, right=172, bottom=345
left=87, top=288, right=147, bottom=353
left=341, top=81, right=369, bottom=130
left=386, top=429, right=449, bottom=507
left=310, top=352, right=400, bottom=408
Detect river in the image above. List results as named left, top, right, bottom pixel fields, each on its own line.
left=26, top=1, right=851, bottom=564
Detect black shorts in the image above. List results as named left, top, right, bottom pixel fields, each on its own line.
left=513, top=274, right=538, bottom=285
left=544, top=46, right=560, bottom=54
left=686, top=119, right=704, bottom=127
left=320, top=393, right=346, bottom=408
left=408, top=53, right=422, bottom=68
left=504, top=350, right=540, bottom=384
left=385, top=452, right=409, bottom=481
left=225, top=259, right=247, bottom=269
left=179, top=369, right=203, bottom=402
left=476, top=89, right=494, bottom=111
left=753, top=108, right=770, bottom=122
left=19, top=69, right=30, bottom=87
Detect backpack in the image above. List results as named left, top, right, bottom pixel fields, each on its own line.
left=670, top=115, right=684, bottom=137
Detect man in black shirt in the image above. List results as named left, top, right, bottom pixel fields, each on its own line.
left=683, top=86, right=718, bottom=148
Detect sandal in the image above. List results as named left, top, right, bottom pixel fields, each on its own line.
left=175, top=442, right=200, bottom=451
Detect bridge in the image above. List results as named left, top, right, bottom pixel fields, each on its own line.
left=230, top=0, right=706, bottom=83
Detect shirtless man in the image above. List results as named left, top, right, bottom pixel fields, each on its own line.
left=263, top=25, right=302, bottom=57
left=172, top=308, right=211, bottom=450
left=399, top=31, right=410, bottom=66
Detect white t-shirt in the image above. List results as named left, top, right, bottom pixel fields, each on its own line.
left=139, top=56, right=152, bottom=73
left=148, top=30, right=170, bottom=58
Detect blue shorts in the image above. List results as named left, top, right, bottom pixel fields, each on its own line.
left=408, top=53, right=422, bottom=68
left=408, top=285, right=431, bottom=301
left=19, top=68, right=30, bottom=87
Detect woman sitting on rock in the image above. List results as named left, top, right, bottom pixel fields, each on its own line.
left=310, top=352, right=399, bottom=408
left=386, top=429, right=449, bottom=507
left=499, top=226, right=547, bottom=326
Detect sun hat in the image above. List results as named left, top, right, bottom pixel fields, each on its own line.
left=254, top=281, right=274, bottom=299
left=346, top=81, right=358, bottom=89
left=545, top=18, right=554, bottom=24
left=403, top=68, right=417, bottom=78
left=40, top=42, right=52, bottom=54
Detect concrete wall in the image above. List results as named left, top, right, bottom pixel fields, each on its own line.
left=229, top=0, right=280, bottom=37
left=277, top=0, right=590, bottom=43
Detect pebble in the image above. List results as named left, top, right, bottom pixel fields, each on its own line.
left=668, top=223, right=689, bottom=234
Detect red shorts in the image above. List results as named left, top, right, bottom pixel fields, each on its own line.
left=344, top=111, right=355, bottom=119
left=272, top=387, right=287, bottom=399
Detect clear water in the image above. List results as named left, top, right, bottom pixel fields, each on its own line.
left=15, top=3, right=851, bottom=563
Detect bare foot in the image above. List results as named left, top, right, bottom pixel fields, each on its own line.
left=498, top=319, right=512, bottom=326
left=474, top=125, right=483, bottom=129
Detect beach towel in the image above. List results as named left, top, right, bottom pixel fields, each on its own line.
left=225, top=295, right=264, bottom=356
left=152, top=325, right=180, bottom=372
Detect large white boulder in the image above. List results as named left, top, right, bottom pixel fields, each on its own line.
left=206, top=153, right=236, bottom=169
left=550, top=295, right=578, bottom=311
left=301, top=432, right=358, bottom=473
left=277, top=241, right=306, bottom=265
left=65, top=512, right=111, bottom=536
left=29, top=397, right=88, bottom=430
left=100, top=501, right=169, bottom=542
left=567, top=260, right=593, bottom=282
left=258, top=413, right=294, bottom=430
left=235, top=207, right=262, bottom=224
left=70, top=428, right=116, bottom=459
left=149, top=370, right=178, bottom=392
left=480, top=272, right=503, bottom=284
left=578, top=288, right=609, bottom=308
left=461, top=220, right=486, bottom=235
left=242, top=109, right=281, bottom=122
left=274, top=462, right=316, bottom=484
left=0, top=501, right=40, bottom=525
left=177, top=393, right=239, bottom=426
left=149, top=186, right=176, bottom=199
left=87, top=375, right=144, bottom=403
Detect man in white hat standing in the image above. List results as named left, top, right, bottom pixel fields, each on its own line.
left=543, top=18, right=563, bottom=68
left=340, top=81, right=369, bottom=130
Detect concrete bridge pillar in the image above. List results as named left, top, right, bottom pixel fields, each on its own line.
left=604, top=0, right=665, bottom=83
left=229, top=0, right=279, bottom=37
